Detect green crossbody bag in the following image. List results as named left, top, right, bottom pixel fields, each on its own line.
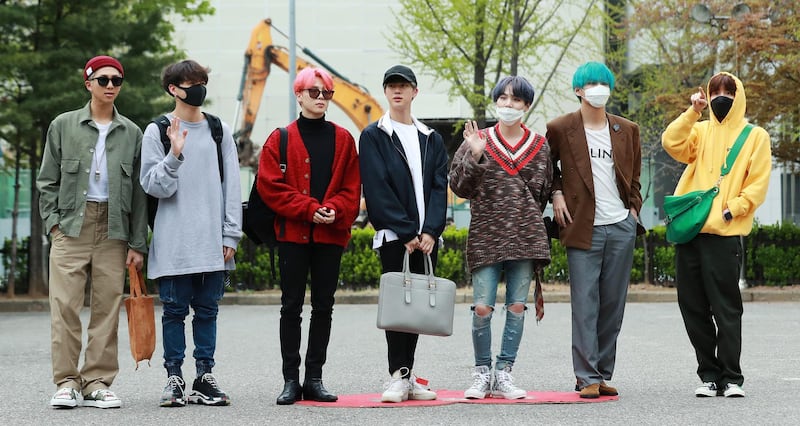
left=663, top=124, right=753, bottom=244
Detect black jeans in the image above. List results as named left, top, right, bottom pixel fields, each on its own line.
left=675, top=234, right=744, bottom=386
left=379, top=240, right=438, bottom=378
left=278, top=241, right=344, bottom=382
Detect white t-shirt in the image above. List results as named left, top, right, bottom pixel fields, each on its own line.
left=372, top=120, right=426, bottom=249
left=392, top=120, right=425, bottom=234
left=585, top=122, right=627, bottom=225
left=86, top=122, right=110, bottom=202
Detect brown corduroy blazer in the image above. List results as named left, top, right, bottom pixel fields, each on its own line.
left=546, top=110, right=644, bottom=250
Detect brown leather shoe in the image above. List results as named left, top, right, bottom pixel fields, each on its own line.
left=579, top=383, right=600, bottom=399
left=599, top=382, right=618, bottom=396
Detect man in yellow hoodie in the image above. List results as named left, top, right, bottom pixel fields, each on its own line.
left=662, top=72, right=771, bottom=398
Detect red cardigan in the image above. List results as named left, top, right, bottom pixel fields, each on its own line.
left=256, top=121, right=361, bottom=247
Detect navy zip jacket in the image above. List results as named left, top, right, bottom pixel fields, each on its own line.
left=358, top=112, right=449, bottom=245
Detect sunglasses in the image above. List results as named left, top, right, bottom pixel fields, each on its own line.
left=90, top=76, right=124, bottom=87
left=304, top=88, right=334, bottom=100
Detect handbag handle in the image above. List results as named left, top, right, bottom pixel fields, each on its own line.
left=401, top=251, right=438, bottom=307
left=127, top=264, right=147, bottom=298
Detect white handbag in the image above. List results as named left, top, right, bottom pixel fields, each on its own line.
left=376, top=252, right=457, bottom=336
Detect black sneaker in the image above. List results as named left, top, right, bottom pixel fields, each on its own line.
left=188, top=373, right=231, bottom=406
left=160, top=375, right=186, bottom=407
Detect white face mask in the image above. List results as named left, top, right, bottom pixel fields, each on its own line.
left=583, top=85, right=611, bottom=108
left=496, top=106, right=525, bottom=124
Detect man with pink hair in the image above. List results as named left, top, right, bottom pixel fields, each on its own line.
left=257, top=67, right=361, bottom=405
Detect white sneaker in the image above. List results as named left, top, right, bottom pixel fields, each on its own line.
left=409, top=374, right=437, bottom=400
left=695, top=382, right=720, bottom=397
left=464, top=365, right=492, bottom=399
left=492, top=366, right=526, bottom=399
left=381, top=368, right=411, bottom=403
left=50, top=387, right=81, bottom=408
left=82, top=389, right=122, bottom=409
left=723, top=383, right=745, bottom=398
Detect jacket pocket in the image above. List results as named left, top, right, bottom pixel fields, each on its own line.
left=120, top=162, right=133, bottom=213
left=57, top=159, right=80, bottom=210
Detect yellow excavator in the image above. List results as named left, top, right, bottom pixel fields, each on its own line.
left=234, top=18, right=385, bottom=167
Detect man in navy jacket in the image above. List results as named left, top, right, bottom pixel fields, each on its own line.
left=358, top=65, right=448, bottom=403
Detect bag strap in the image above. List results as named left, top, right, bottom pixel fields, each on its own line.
left=202, top=112, right=225, bottom=182
left=127, top=264, right=147, bottom=298
left=720, top=124, right=753, bottom=177
left=278, top=127, right=288, bottom=175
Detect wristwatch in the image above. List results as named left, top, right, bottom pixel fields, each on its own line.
left=723, top=209, right=733, bottom=222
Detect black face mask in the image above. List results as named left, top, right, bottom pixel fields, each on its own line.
left=710, top=96, right=733, bottom=122
left=177, top=84, right=207, bottom=107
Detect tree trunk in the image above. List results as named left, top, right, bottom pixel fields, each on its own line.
left=7, top=135, right=22, bottom=298
left=28, top=133, right=46, bottom=297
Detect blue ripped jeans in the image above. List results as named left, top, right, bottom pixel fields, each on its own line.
left=471, top=260, right=533, bottom=370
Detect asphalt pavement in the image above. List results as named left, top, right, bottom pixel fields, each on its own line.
left=1, top=298, right=799, bottom=425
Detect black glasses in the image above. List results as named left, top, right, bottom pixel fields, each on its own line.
left=90, top=76, right=124, bottom=87
left=304, top=88, right=334, bottom=100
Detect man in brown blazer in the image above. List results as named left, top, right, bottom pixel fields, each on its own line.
left=545, top=61, right=643, bottom=399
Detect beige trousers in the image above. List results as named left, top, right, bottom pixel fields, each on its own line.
left=49, top=202, right=127, bottom=395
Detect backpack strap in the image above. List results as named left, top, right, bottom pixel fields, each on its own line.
left=278, top=127, right=288, bottom=175
left=153, top=115, right=172, bottom=154
left=203, top=112, right=225, bottom=182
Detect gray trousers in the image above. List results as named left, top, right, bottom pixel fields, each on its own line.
left=567, top=213, right=636, bottom=388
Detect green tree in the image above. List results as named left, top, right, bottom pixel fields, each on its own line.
left=388, top=0, right=604, bottom=127
left=617, top=0, right=800, bottom=213
left=0, top=0, right=215, bottom=296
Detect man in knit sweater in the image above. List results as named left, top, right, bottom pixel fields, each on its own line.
left=450, top=76, right=552, bottom=400
left=546, top=62, right=643, bottom=399
left=140, top=59, right=242, bottom=408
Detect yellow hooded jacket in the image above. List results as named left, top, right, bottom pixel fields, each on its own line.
left=662, top=72, right=772, bottom=237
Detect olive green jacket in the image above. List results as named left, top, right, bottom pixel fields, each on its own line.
left=37, top=102, right=148, bottom=253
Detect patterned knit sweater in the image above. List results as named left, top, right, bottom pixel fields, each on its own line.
left=449, top=124, right=552, bottom=271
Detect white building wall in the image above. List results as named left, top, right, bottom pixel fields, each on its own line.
left=170, top=0, right=601, bottom=143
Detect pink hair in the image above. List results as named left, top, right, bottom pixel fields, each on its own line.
left=293, top=68, right=334, bottom=93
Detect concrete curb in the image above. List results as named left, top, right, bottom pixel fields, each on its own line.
left=2, top=285, right=799, bottom=312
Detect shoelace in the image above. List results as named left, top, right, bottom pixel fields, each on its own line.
left=470, top=370, right=491, bottom=389
left=55, top=388, right=76, bottom=399
left=383, top=367, right=410, bottom=391
left=200, top=373, right=220, bottom=390
left=167, top=376, right=186, bottom=395
left=495, top=370, right=518, bottom=391
left=91, top=389, right=116, bottom=400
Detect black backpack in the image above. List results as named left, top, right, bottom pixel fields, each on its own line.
left=242, top=127, right=287, bottom=247
left=242, top=128, right=287, bottom=280
left=147, top=112, right=224, bottom=230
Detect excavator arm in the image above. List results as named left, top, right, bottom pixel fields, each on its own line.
left=234, top=18, right=384, bottom=167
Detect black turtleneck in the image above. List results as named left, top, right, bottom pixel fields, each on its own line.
left=297, top=113, right=335, bottom=202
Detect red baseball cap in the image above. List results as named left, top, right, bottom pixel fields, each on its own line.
left=84, top=56, right=124, bottom=81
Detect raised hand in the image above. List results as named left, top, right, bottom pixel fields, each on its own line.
left=463, top=120, right=487, bottom=160
left=167, top=116, right=188, bottom=157
left=690, top=86, right=707, bottom=113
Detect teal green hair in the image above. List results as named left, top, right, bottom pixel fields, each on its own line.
left=572, top=61, right=615, bottom=91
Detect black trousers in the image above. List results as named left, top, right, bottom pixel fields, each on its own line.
left=278, top=241, right=344, bottom=382
left=378, top=240, right=438, bottom=378
left=675, top=234, right=744, bottom=386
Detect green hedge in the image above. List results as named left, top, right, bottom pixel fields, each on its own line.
left=3, top=222, right=800, bottom=294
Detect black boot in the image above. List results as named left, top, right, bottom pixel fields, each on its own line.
left=302, top=378, right=338, bottom=402
left=276, top=380, right=302, bottom=405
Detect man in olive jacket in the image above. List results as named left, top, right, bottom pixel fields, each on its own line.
left=546, top=62, right=643, bottom=399
left=37, top=55, right=148, bottom=409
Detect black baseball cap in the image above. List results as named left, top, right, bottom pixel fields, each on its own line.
left=383, top=65, right=417, bottom=87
